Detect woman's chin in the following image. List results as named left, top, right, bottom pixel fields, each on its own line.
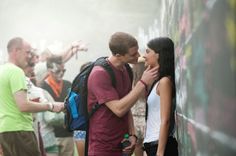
left=144, top=62, right=149, bottom=67
left=145, top=62, right=155, bottom=68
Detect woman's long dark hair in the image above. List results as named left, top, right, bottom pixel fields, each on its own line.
left=147, top=37, right=176, bottom=97
left=146, top=37, right=177, bottom=136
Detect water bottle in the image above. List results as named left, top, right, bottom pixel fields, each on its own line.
left=122, top=133, right=131, bottom=156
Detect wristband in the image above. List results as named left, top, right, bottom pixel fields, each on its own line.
left=48, top=102, right=54, bottom=111
left=129, top=134, right=138, bottom=141
left=139, top=79, right=148, bottom=92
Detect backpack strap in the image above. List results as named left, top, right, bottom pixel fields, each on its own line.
left=88, top=58, right=133, bottom=118
left=86, top=57, right=116, bottom=119
left=124, top=63, right=133, bottom=84
left=71, top=62, right=94, bottom=92
left=95, top=57, right=133, bottom=88
left=89, top=58, right=133, bottom=118
left=95, top=57, right=116, bottom=87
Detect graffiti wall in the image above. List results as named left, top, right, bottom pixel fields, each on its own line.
left=137, top=0, right=236, bottom=155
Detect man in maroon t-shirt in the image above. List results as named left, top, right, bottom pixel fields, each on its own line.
left=87, top=32, right=158, bottom=156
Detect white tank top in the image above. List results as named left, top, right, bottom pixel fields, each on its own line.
left=144, top=81, right=176, bottom=143
left=144, top=82, right=160, bottom=143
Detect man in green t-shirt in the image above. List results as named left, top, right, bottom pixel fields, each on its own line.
left=0, top=37, right=64, bottom=156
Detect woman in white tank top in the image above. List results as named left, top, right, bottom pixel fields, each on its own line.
left=143, top=37, right=178, bottom=156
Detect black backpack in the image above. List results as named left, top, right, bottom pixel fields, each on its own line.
left=64, top=57, right=133, bottom=132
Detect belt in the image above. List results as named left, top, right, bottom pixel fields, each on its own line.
left=143, top=140, right=158, bottom=147
left=144, top=136, right=175, bottom=147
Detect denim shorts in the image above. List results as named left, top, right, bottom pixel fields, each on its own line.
left=73, top=130, right=86, bottom=141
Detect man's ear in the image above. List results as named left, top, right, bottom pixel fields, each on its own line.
left=115, top=53, right=121, bottom=57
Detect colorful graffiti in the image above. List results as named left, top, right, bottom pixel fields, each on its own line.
left=137, top=0, right=236, bottom=155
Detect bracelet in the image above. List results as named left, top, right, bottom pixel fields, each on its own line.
left=48, top=102, right=54, bottom=112
left=139, top=79, right=148, bottom=92
left=129, top=134, right=138, bottom=141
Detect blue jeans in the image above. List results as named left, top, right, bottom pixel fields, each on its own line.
left=144, top=136, right=178, bottom=156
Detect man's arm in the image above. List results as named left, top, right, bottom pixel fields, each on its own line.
left=105, top=66, right=158, bottom=117
left=14, top=90, right=64, bottom=113
left=39, top=41, right=87, bottom=63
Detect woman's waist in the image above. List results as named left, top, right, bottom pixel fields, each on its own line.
left=143, top=136, right=176, bottom=146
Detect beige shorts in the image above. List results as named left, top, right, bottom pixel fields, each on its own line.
left=132, top=99, right=146, bottom=142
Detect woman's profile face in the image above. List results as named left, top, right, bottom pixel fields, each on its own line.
left=144, top=47, right=159, bottom=69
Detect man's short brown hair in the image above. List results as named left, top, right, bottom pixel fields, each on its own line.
left=109, top=32, right=138, bottom=56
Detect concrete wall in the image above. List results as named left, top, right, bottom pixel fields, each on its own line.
left=137, top=0, right=236, bottom=155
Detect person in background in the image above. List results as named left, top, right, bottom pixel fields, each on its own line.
left=87, top=32, right=158, bottom=156
left=0, top=37, right=64, bottom=156
left=24, top=53, right=60, bottom=156
left=143, top=37, right=178, bottom=156
left=131, top=62, right=147, bottom=156
left=23, top=51, right=47, bottom=156
left=41, top=56, right=74, bottom=156
left=34, top=40, right=87, bottom=87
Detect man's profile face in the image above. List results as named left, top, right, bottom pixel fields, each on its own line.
left=123, top=46, right=140, bottom=64
left=16, top=42, right=32, bottom=69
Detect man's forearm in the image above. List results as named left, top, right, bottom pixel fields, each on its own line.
left=19, top=100, right=50, bottom=113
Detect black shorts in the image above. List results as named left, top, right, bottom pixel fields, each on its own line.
left=144, top=136, right=178, bottom=156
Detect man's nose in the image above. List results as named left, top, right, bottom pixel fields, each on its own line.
left=137, top=52, right=140, bottom=57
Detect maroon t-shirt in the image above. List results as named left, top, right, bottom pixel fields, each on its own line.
left=87, top=63, right=131, bottom=156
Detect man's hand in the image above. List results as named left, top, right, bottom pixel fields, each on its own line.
left=51, top=102, right=64, bottom=113
left=122, top=135, right=137, bottom=155
left=141, top=65, right=159, bottom=86
left=71, top=40, right=88, bottom=53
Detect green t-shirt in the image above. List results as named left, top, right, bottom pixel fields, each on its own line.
left=0, top=63, right=33, bottom=133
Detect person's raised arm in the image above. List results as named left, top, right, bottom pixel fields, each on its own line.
left=61, top=40, right=88, bottom=63
left=39, top=41, right=87, bottom=64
